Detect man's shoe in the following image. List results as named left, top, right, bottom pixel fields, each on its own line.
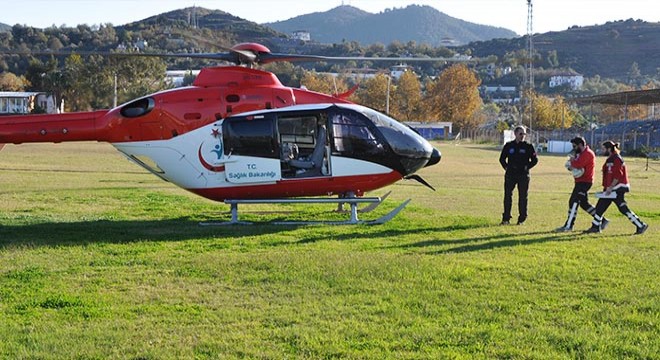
left=554, top=226, right=572, bottom=232
left=517, top=221, right=525, bottom=225
left=583, top=226, right=601, bottom=234
left=600, top=218, right=610, bottom=231
left=500, top=220, right=510, bottom=225
left=635, top=224, right=649, bottom=235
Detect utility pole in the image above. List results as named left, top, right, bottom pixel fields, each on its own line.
left=113, top=72, right=118, bottom=108
left=525, top=0, right=534, bottom=143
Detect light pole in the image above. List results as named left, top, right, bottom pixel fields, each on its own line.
left=386, top=74, right=391, bottom=115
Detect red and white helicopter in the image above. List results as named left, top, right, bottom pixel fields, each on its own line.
left=0, top=43, right=444, bottom=224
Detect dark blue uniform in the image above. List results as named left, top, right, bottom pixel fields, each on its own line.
left=499, top=139, right=538, bottom=224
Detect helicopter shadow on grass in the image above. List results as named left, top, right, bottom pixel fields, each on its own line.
left=0, top=217, right=305, bottom=249
left=0, top=166, right=150, bottom=176
left=290, top=222, right=494, bottom=245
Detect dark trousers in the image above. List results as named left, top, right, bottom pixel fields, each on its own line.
left=563, top=182, right=596, bottom=228
left=591, top=189, right=645, bottom=229
left=503, top=173, right=530, bottom=222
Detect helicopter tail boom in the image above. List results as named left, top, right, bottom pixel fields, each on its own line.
left=0, top=110, right=109, bottom=144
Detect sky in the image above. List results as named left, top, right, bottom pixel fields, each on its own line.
left=1, top=0, right=658, bottom=37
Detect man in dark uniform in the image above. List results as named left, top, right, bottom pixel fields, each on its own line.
left=499, top=126, right=538, bottom=225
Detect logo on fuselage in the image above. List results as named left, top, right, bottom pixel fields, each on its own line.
left=198, top=128, right=226, bottom=172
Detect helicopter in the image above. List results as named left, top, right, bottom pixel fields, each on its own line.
left=0, top=43, right=444, bottom=224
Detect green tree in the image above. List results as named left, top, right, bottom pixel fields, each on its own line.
left=546, top=50, right=559, bottom=68
left=627, top=62, right=642, bottom=88
left=264, top=62, right=301, bottom=87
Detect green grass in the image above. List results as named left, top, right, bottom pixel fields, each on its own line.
left=0, top=142, right=658, bottom=359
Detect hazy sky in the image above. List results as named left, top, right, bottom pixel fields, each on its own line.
left=1, top=0, right=657, bottom=37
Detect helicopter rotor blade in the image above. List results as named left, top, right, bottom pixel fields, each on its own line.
left=0, top=49, right=239, bottom=62
left=1, top=42, right=472, bottom=66
left=258, top=53, right=471, bottom=64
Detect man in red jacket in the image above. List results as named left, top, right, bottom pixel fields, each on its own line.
left=555, top=137, right=608, bottom=232
left=584, top=140, right=649, bottom=234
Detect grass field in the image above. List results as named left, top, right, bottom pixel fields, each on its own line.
left=0, top=141, right=658, bottom=359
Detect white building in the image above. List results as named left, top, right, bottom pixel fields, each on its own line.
left=549, top=74, right=584, bottom=90
left=389, top=65, right=413, bottom=80
left=481, top=86, right=520, bottom=104
left=0, top=92, right=60, bottom=114
left=291, top=30, right=311, bottom=42
left=165, top=70, right=201, bottom=87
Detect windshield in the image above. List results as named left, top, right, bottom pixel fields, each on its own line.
left=355, top=106, right=433, bottom=159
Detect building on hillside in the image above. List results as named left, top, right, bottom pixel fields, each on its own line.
left=291, top=30, right=311, bottom=42
left=480, top=85, right=520, bottom=104
left=440, top=37, right=456, bottom=46
left=134, top=39, right=148, bottom=51
left=549, top=73, right=584, bottom=90
left=389, top=65, right=414, bottom=80
left=165, top=70, right=201, bottom=87
left=0, top=92, right=60, bottom=115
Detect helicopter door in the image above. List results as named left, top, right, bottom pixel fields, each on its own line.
left=277, top=113, right=331, bottom=179
left=222, top=115, right=282, bottom=184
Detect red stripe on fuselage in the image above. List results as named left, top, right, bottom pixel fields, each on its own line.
left=187, top=172, right=402, bottom=201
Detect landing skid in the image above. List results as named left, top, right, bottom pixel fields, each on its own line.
left=335, top=191, right=391, bottom=213
left=199, top=193, right=410, bottom=226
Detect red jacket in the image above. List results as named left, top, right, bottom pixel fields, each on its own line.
left=602, top=154, right=630, bottom=191
left=570, top=146, right=595, bottom=183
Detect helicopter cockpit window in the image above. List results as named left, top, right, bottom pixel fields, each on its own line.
left=277, top=115, right=317, bottom=147
left=330, top=111, right=383, bottom=155
left=357, top=107, right=432, bottom=158
left=223, top=115, right=277, bottom=158
left=120, top=97, right=155, bottom=118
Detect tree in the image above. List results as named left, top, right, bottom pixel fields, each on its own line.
left=546, top=50, right=559, bottom=68
left=264, top=62, right=302, bottom=87
left=300, top=71, right=349, bottom=98
left=423, top=64, right=482, bottom=131
left=527, top=93, right=578, bottom=130
left=0, top=72, right=27, bottom=91
left=354, top=74, right=389, bottom=113
left=47, top=36, right=64, bottom=51
left=627, top=62, right=642, bottom=87
left=390, top=71, right=421, bottom=121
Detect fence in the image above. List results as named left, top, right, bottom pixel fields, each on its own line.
left=536, top=120, right=660, bottom=154
left=451, top=120, right=660, bottom=155
left=455, top=128, right=500, bottom=143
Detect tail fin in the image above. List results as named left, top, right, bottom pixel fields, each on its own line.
left=334, top=84, right=359, bottom=100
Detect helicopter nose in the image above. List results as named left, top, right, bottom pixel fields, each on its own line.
left=425, top=148, right=441, bottom=167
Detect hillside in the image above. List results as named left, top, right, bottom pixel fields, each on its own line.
left=3, top=8, right=660, bottom=86
left=0, top=22, right=11, bottom=32
left=118, top=7, right=285, bottom=46
left=265, top=5, right=517, bottom=46
left=459, top=19, right=660, bottom=81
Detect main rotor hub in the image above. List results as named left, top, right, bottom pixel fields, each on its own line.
left=231, top=43, right=271, bottom=54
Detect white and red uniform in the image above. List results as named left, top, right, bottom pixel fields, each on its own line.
left=590, top=152, right=647, bottom=233
left=570, top=146, right=595, bottom=184
left=602, top=154, right=630, bottom=191
left=560, top=145, right=597, bottom=230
